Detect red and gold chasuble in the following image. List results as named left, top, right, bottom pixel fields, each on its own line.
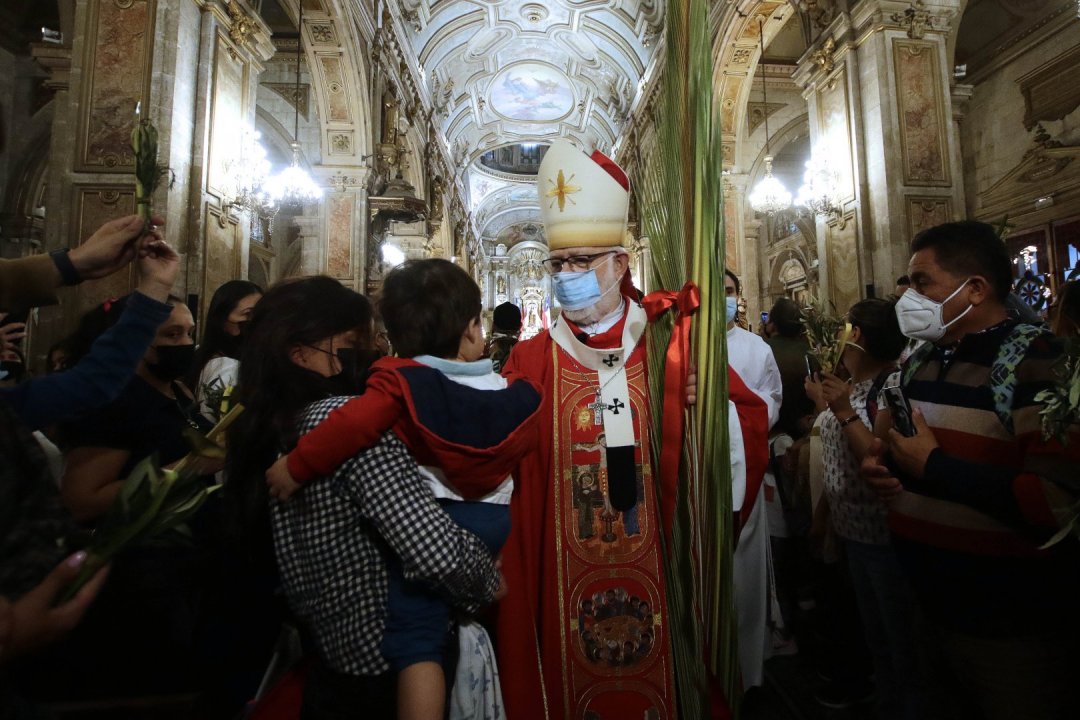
left=497, top=300, right=677, bottom=720
left=552, top=344, right=676, bottom=718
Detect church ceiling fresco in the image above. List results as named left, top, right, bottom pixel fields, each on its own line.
left=390, top=0, right=664, bottom=242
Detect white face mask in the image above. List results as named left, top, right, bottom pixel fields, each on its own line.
left=895, top=279, right=972, bottom=342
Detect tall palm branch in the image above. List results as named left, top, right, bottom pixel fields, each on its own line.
left=637, top=0, right=736, bottom=715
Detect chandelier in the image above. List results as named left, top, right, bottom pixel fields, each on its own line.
left=267, top=3, right=322, bottom=207
left=748, top=17, right=791, bottom=216
left=795, top=156, right=843, bottom=218
left=222, top=128, right=278, bottom=222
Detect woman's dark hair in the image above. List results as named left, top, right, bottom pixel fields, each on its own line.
left=848, top=298, right=906, bottom=363
left=379, top=258, right=481, bottom=359
left=64, top=295, right=131, bottom=366
left=224, top=276, right=371, bottom=552
left=190, top=280, right=262, bottom=387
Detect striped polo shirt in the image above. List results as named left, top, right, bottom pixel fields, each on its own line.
left=892, top=320, right=1080, bottom=637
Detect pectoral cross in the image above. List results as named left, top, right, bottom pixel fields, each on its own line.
left=602, top=353, right=619, bottom=368
left=607, top=398, right=625, bottom=415
left=587, top=392, right=606, bottom=425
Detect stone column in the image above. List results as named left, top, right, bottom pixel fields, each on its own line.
left=38, top=0, right=273, bottom=332
left=794, top=0, right=963, bottom=304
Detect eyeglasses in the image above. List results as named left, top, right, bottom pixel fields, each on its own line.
left=542, top=251, right=616, bottom=274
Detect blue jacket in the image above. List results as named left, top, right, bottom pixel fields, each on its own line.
left=1, top=291, right=172, bottom=431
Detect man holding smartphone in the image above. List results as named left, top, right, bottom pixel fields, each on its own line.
left=861, top=221, right=1080, bottom=720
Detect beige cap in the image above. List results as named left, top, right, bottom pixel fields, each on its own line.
left=537, top=140, right=630, bottom=250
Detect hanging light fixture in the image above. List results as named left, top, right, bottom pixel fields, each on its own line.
left=795, top=155, right=843, bottom=219
left=223, top=127, right=278, bottom=223
left=266, top=3, right=323, bottom=206
left=748, top=17, right=792, bottom=215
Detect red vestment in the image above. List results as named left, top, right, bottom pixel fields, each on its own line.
left=496, top=299, right=770, bottom=719
left=497, top=305, right=676, bottom=720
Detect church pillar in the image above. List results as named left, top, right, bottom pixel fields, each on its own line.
left=37, top=0, right=273, bottom=331
left=794, top=0, right=962, bottom=305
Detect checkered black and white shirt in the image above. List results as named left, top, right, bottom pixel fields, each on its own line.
left=270, top=396, right=500, bottom=676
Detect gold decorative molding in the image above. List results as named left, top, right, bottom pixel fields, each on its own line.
left=888, top=0, right=945, bottom=40
left=811, top=37, right=836, bottom=74
left=225, top=1, right=253, bottom=49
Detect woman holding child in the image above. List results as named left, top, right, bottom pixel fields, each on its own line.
left=227, top=274, right=505, bottom=719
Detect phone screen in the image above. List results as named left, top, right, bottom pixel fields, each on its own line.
left=804, top=353, right=822, bottom=378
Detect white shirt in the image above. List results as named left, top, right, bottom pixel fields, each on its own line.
left=196, top=355, right=240, bottom=420
left=727, top=325, right=783, bottom=430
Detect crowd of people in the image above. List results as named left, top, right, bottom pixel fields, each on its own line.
left=0, top=142, right=1077, bottom=720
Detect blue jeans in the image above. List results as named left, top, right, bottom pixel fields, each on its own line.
left=844, top=539, right=928, bottom=720
left=380, top=501, right=509, bottom=672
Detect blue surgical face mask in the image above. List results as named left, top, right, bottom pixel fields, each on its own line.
left=552, top=257, right=617, bottom=311
left=726, top=296, right=738, bottom=323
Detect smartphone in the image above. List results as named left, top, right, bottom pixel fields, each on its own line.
left=880, top=385, right=915, bottom=437
left=804, top=353, right=822, bottom=379
left=760, top=311, right=769, bottom=326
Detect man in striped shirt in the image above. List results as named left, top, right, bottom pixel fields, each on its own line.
left=861, top=221, right=1079, bottom=720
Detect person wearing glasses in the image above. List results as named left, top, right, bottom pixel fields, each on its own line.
left=492, top=141, right=768, bottom=720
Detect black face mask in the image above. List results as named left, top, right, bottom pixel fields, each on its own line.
left=219, top=323, right=249, bottom=359
left=329, top=347, right=361, bottom=393
left=147, top=343, right=196, bottom=382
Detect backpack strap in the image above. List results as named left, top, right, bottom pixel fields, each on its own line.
left=901, top=341, right=934, bottom=389
left=989, top=323, right=1044, bottom=434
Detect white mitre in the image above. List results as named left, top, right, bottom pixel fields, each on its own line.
left=537, top=140, right=630, bottom=250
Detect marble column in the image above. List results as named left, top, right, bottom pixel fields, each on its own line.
left=793, top=0, right=963, bottom=304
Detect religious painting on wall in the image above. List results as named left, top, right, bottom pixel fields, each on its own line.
left=893, top=39, right=949, bottom=186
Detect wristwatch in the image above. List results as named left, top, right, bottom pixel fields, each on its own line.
left=49, top=248, right=82, bottom=286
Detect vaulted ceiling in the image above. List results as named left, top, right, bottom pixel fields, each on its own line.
left=394, top=0, right=665, bottom=244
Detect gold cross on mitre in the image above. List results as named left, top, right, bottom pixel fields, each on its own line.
left=545, top=169, right=581, bottom=212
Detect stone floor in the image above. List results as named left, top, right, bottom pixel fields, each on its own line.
left=743, top=655, right=877, bottom=720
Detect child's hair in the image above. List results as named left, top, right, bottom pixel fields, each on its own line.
left=379, top=259, right=481, bottom=359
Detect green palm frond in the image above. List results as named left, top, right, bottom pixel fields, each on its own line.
left=638, top=0, right=736, bottom=713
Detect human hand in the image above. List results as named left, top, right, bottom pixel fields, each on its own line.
left=819, top=370, right=853, bottom=416
left=68, top=214, right=165, bottom=281
left=0, top=315, right=27, bottom=353
left=885, top=408, right=937, bottom=480
left=2, top=552, right=109, bottom=664
left=686, top=365, right=697, bottom=407
left=266, top=455, right=302, bottom=501
left=135, top=230, right=180, bottom=303
left=860, top=438, right=903, bottom=501
left=804, top=375, right=826, bottom=413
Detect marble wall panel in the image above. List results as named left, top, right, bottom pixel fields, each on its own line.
left=907, top=196, right=952, bottom=239
left=816, top=68, right=855, bottom=202
left=204, top=203, right=242, bottom=303
left=77, top=0, right=155, bottom=171
left=75, top=187, right=136, bottom=310
left=893, top=39, right=949, bottom=186
left=207, top=32, right=246, bottom=198
left=327, top=193, right=355, bottom=279
left=724, top=194, right=739, bottom=270
left=827, top=215, right=860, bottom=311
left=318, top=55, right=350, bottom=123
